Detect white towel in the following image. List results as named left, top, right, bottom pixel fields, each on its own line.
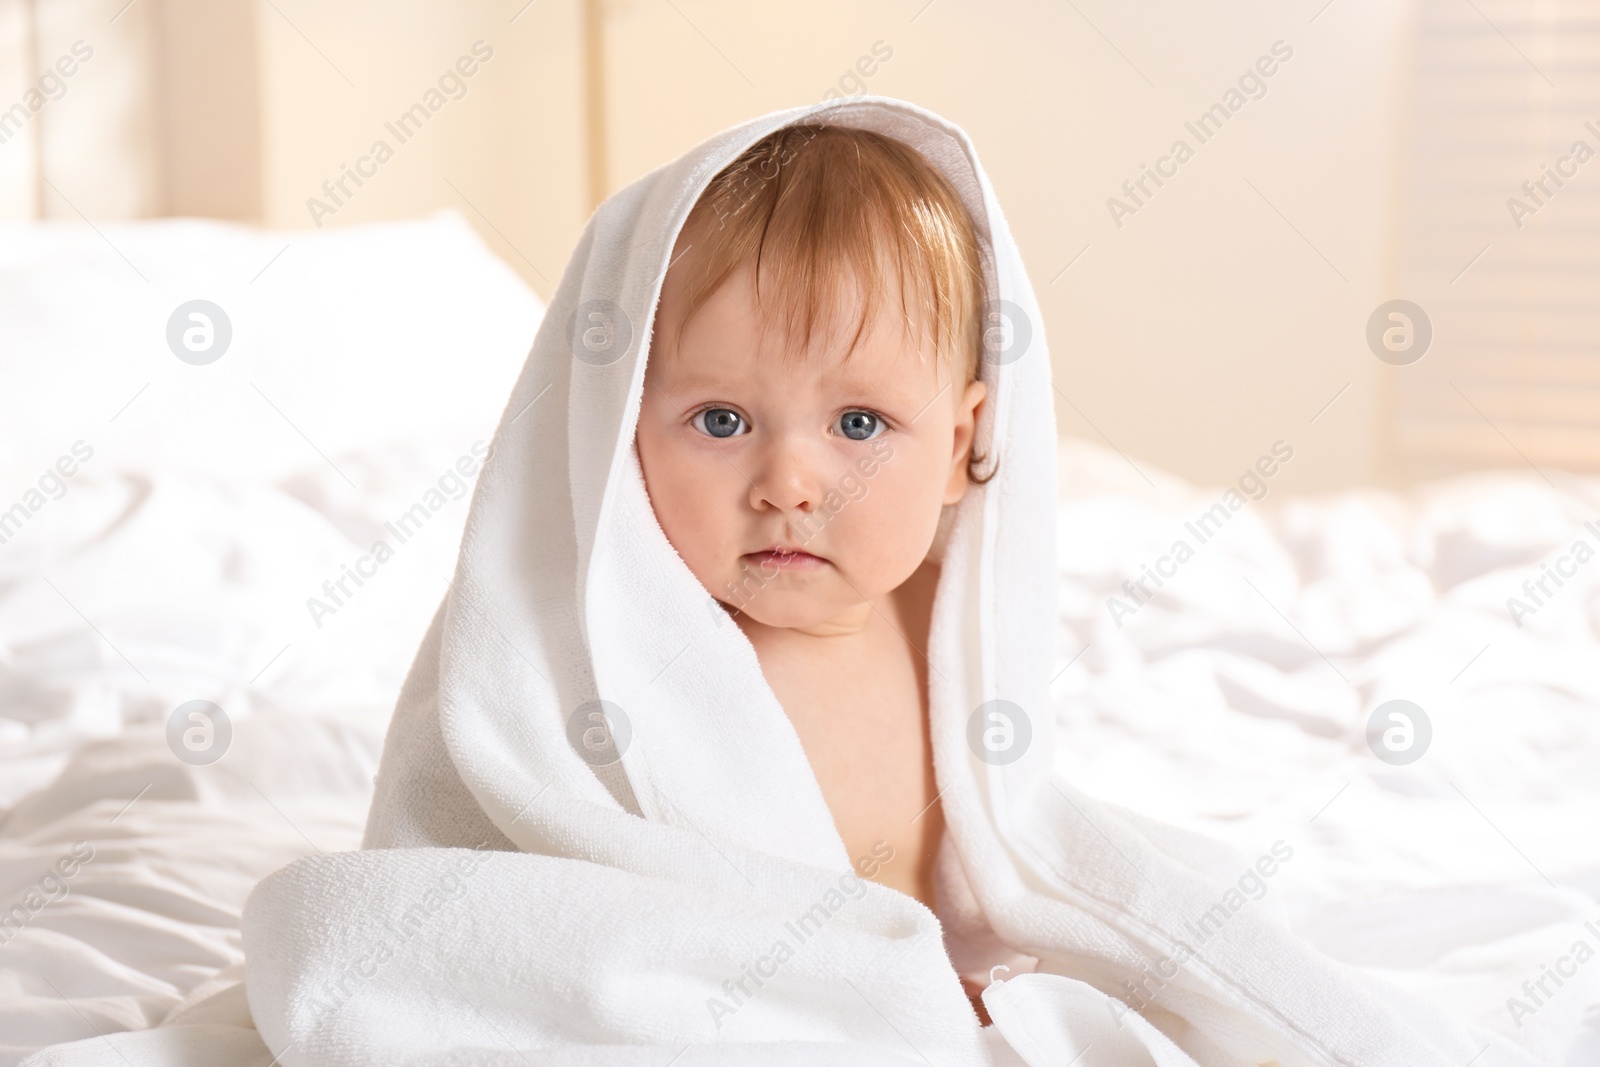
left=22, top=96, right=1567, bottom=1067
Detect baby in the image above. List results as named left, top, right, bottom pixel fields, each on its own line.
left=634, top=122, right=995, bottom=1014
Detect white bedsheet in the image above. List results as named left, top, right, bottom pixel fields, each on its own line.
left=3, top=219, right=1599, bottom=1065
left=5, top=441, right=1600, bottom=1064
left=0, top=213, right=538, bottom=1064
left=1049, top=446, right=1600, bottom=1060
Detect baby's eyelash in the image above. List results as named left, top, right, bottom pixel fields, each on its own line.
left=846, top=406, right=895, bottom=432
left=857, top=406, right=896, bottom=428
left=686, top=403, right=741, bottom=424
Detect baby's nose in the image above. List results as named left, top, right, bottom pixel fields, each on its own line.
left=747, top=436, right=827, bottom=512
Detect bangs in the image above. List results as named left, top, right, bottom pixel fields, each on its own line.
left=668, top=122, right=986, bottom=382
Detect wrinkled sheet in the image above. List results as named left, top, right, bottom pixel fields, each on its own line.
left=5, top=438, right=1599, bottom=1063
left=0, top=213, right=538, bottom=1065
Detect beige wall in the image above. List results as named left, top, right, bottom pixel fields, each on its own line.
left=253, top=0, right=586, bottom=294
left=6, top=0, right=1421, bottom=492
left=598, top=1, right=1414, bottom=492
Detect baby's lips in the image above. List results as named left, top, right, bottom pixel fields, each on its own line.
left=747, top=545, right=826, bottom=561
left=741, top=546, right=831, bottom=575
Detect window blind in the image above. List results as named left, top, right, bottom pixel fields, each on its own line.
left=1395, top=0, right=1600, bottom=475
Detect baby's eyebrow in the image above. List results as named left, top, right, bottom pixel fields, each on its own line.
left=656, top=370, right=738, bottom=391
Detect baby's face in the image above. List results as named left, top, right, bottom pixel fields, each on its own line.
left=636, top=246, right=986, bottom=635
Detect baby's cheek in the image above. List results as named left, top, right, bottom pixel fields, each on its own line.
left=638, top=436, right=711, bottom=563
left=844, top=475, right=939, bottom=574
left=875, top=449, right=948, bottom=516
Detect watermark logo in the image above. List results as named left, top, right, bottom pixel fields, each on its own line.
left=304, top=843, right=494, bottom=1028
left=0, top=439, right=94, bottom=548
left=706, top=841, right=895, bottom=1030
left=566, top=699, right=631, bottom=767
left=716, top=438, right=895, bottom=618
left=1107, top=39, right=1294, bottom=228
left=0, top=841, right=95, bottom=945
left=707, top=592, right=736, bottom=629
left=167, top=700, right=232, bottom=766
left=1109, top=840, right=1294, bottom=1024
left=820, top=40, right=893, bottom=102
left=707, top=40, right=895, bottom=231
left=1107, top=440, right=1294, bottom=628
left=306, top=41, right=495, bottom=228
left=967, top=699, right=1032, bottom=765
left=979, top=299, right=1032, bottom=366
left=1507, top=521, right=1600, bottom=628
left=1365, top=299, right=1431, bottom=366
left=1365, top=699, right=1430, bottom=765
left=569, top=298, right=634, bottom=366
left=1506, top=917, right=1600, bottom=1029
left=0, top=40, right=93, bottom=148
left=166, top=300, right=232, bottom=365
left=1506, top=124, right=1600, bottom=230
left=305, top=441, right=489, bottom=628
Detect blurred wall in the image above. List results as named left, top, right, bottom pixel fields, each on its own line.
left=4, top=0, right=1427, bottom=493
left=599, top=0, right=1416, bottom=494
left=252, top=0, right=586, bottom=299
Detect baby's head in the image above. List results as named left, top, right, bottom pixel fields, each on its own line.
left=635, top=122, right=992, bottom=635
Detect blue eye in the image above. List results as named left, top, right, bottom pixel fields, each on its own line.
left=695, top=407, right=746, bottom=439
left=838, top=410, right=882, bottom=441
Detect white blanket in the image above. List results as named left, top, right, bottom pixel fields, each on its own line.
left=19, top=97, right=1596, bottom=1067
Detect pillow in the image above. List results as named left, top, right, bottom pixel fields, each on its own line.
left=0, top=209, right=542, bottom=484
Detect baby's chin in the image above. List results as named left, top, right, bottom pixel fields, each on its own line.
left=717, top=583, right=870, bottom=634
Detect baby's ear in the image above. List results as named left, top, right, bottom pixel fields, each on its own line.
left=957, top=378, right=988, bottom=446
left=965, top=377, right=989, bottom=421
left=944, top=378, right=988, bottom=504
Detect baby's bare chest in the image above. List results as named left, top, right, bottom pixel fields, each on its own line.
left=760, top=638, right=943, bottom=904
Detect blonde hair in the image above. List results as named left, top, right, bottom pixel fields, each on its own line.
left=669, top=121, right=995, bottom=484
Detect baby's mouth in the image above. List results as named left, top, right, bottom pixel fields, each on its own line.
left=743, top=545, right=827, bottom=570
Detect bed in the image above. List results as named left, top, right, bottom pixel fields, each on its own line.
left=2, top=214, right=1598, bottom=1064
